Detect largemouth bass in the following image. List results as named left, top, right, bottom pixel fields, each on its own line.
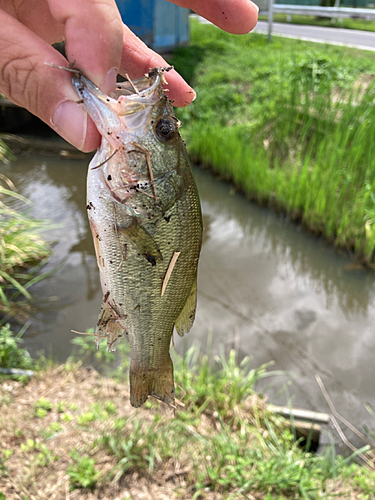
left=72, top=68, right=202, bottom=408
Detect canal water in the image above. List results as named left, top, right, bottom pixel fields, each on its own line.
left=2, top=152, right=375, bottom=448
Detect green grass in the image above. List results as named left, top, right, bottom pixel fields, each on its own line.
left=259, top=13, right=375, bottom=32
left=172, top=21, right=375, bottom=262
left=70, top=328, right=131, bottom=377
left=67, top=450, right=100, bottom=490
left=34, top=397, right=53, bottom=418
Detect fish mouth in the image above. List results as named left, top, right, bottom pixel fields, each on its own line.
left=72, top=68, right=170, bottom=148
left=75, top=68, right=176, bottom=210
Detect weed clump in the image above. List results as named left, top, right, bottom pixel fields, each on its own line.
left=0, top=323, right=32, bottom=370
left=67, top=450, right=100, bottom=490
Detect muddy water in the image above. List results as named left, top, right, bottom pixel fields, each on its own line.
left=2, top=154, right=375, bottom=445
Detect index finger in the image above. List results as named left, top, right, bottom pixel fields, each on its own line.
left=170, top=0, right=259, bottom=34
left=47, top=0, right=123, bottom=92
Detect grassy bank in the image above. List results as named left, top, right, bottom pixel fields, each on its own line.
left=172, top=21, right=375, bottom=263
left=258, top=14, right=375, bottom=33
left=1, top=329, right=375, bottom=499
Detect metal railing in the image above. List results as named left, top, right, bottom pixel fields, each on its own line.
left=262, top=1, right=375, bottom=40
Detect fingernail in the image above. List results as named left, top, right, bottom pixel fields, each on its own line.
left=252, top=1, right=259, bottom=12
left=51, top=100, right=87, bottom=151
left=101, top=68, right=118, bottom=95
left=191, top=88, right=197, bottom=102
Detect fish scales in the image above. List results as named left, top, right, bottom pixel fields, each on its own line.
left=73, top=68, right=202, bottom=407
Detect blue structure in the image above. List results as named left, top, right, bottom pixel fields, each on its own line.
left=116, top=0, right=190, bottom=51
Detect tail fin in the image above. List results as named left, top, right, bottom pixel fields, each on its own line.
left=129, top=355, right=175, bottom=408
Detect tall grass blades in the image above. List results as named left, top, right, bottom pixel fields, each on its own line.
left=173, top=345, right=277, bottom=416
left=0, top=138, right=16, bottom=164
left=0, top=176, right=52, bottom=318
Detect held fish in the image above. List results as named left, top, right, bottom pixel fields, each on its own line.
left=73, top=68, right=203, bottom=408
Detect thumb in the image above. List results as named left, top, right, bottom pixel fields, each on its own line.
left=0, top=11, right=99, bottom=152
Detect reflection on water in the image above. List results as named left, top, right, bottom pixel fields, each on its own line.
left=2, top=155, right=375, bottom=444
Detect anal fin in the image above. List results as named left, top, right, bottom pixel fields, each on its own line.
left=175, top=278, right=198, bottom=337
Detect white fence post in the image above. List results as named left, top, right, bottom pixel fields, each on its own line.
left=332, top=0, right=341, bottom=22
left=268, top=0, right=274, bottom=41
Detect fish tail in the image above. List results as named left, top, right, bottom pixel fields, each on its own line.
left=129, top=355, right=175, bottom=408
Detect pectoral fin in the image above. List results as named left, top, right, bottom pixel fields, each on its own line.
left=175, top=278, right=198, bottom=337
left=95, top=296, right=127, bottom=352
left=119, top=220, right=162, bottom=266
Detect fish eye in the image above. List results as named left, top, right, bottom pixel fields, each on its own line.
left=155, top=118, right=176, bottom=141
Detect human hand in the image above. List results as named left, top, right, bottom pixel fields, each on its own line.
left=0, top=0, right=258, bottom=152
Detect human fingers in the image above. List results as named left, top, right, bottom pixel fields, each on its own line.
left=47, top=0, right=123, bottom=94
left=170, top=0, right=259, bottom=34
left=119, top=24, right=196, bottom=107
left=0, top=10, right=99, bottom=151
left=0, top=0, right=65, bottom=45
